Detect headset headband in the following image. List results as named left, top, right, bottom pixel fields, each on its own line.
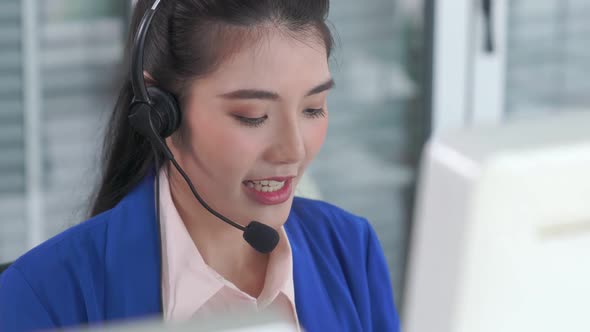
left=131, top=0, right=163, bottom=104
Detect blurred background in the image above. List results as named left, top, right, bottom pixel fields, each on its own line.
left=1, top=0, right=589, bottom=319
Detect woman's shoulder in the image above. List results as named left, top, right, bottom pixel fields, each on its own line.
left=0, top=209, right=116, bottom=327
left=291, top=196, right=371, bottom=228
left=8, top=178, right=155, bottom=278
left=287, top=198, right=399, bottom=332
left=7, top=208, right=113, bottom=282
left=288, top=196, right=375, bottom=249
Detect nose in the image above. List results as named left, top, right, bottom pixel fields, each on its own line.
left=265, top=116, right=306, bottom=165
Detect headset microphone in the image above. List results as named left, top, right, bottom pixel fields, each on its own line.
left=128, top=0, right=279, bottom=254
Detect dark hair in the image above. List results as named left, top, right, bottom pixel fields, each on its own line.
left=89, top=0, right=334, bottom=217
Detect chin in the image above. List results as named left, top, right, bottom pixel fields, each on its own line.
left=254, top=200, right=294, bottom=229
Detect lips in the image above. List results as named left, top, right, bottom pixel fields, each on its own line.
left=243, top=176, right=294, bottom=182
left=242, top=176, right=295, bottom=205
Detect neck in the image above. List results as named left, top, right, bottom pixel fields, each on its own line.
left=165, top=163, right=269, bottom=297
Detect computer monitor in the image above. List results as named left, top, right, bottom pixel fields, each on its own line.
left=81, top=310, right=297, bottom=331
left=403, top=111, right=590, bottom=332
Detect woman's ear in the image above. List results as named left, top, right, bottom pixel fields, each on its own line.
left=143, top=70, right=156, bottom=86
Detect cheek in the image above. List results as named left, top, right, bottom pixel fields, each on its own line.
left=303, top=117, right=328, bottom=161
left=188, top=116, right=259, bottom=175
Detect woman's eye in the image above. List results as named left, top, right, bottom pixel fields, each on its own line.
left=303, top=108, right=326, bottom=119
left=234, top=115, right=268, bottom=127
left=233, top=109, right=325, bottom=127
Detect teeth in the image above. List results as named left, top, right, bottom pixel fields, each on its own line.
left=245, top=179, right=286, bottom=193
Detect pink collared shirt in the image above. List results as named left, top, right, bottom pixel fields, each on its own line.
left=157, top=167, right=300, bottom=328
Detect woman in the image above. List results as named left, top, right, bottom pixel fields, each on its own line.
left=0, top=0, right=400, bottom=331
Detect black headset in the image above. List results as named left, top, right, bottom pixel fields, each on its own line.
left=128, top=0, right=279, bottom=254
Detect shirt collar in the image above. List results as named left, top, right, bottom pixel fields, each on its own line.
left=158, top=165, right=296, bottom=320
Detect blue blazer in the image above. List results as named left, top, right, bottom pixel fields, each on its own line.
left=0, top=172, right=400, bottom=331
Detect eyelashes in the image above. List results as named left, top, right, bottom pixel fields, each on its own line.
left=234, top=108, right=326, bottom=128
left=303, top=108, right=327, bottom=119
left=234, top=114, right=268, bottom=127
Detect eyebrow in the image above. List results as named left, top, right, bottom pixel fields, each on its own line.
left=218, top=78, right=335, bottom=101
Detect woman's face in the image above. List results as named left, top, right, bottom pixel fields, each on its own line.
left=170, top=30, right=332, bottom=228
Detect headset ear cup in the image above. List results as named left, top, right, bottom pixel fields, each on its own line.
left=146, top=86, right=181, bottom=138
left=128, top=102, right=158, bottom=141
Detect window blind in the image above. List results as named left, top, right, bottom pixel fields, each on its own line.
left=40, top=18, right=123, bottom=238
left=0, top=1, right=125, bottom=261
left=0, top=0, right=27, bottom=261
left=506, top=0, right=590, bottom=116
